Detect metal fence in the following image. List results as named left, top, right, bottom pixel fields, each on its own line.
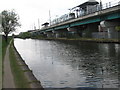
left=102, top=0, right=120, bottom=10
left=92, top=32, right=120, bottom=39
left=50, top=0, right=120, bottom=26
left=76, top=0, right=120, bottom=18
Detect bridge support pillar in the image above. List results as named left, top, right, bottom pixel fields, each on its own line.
left=52, top=30, right=68, bottom=38
left=100, top=21, right=120, bottom=39
left=44, top=31, right=53, bottom=38
left=67, top=27, right=81, bottom=38
left=82, top=23, right=98, bottom=38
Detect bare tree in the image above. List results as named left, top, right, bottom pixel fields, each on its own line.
left=1, top=10, right=20, bottom=42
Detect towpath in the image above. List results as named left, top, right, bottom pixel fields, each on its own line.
left=3, top=41, right=15, bottom=88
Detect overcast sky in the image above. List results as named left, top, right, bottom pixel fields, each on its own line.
left=0, top=0, right=118, bottom=34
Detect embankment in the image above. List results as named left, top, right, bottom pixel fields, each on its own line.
left=32, top=38, right=120, bottom=44
left=10, top=40, right=44, bottom=89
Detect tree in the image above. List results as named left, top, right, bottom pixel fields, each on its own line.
left=1, top=10, right=20, bottom=42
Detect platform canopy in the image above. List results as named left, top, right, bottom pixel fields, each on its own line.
left=42, top=22, right=49, bottom=26
left=72, top=0, right=99, bottom=9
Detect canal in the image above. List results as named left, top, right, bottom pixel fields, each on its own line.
left=14, top=38, right=120, bottom=88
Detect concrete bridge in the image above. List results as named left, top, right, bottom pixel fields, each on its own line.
left=32, top=0, right=120, bottom=39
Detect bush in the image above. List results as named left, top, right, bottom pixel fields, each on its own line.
left=115, top=26, right=120, bottom=32
left=18, top=32, right=31, bottom=39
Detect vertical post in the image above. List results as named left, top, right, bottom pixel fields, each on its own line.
left=68, top=9, right=71, bottom=13
left=38, top=19, right=40, bottom=30
left=76, top=9, right=79, bottom=18
left=49, top=10, right=51, bottom=26
left=56, top=15, right=58, bottom=24
left=109, top=2, right=111, bottom=7
left=34, top=23, right=36, bottom=30
left=106, top=3, right=108, bottom=8
left=100, top=0, right=102, bottom=10
left=32, top=24, right=34, bottom=30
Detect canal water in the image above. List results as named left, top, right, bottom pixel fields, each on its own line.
left=14, top=38, right=120, bottom=88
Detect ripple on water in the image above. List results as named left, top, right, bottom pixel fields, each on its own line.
left=14, top=39, right=120, bottom=88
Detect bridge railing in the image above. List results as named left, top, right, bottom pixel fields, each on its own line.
left=48, top=0, right=120, bottom=27
left=101, top=0, right=120, bottom=10
left=76, top=0, right=120, bottom=18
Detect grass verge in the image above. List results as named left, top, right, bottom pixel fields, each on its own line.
left=1, top=36, right=12, bottom=88
left=0, top=35, right=2, bottom=89
left=37, top=37, right=120, bottom=43
left=2, top=36, right=12, bottom=59
left=9, top=40, right=30, bottom=88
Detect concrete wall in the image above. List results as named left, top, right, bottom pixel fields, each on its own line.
left=82, top=23, right=99, bottom=38
left=52, top=30, right=68, bottom=38
left=92, top=32, right=120, bottom=39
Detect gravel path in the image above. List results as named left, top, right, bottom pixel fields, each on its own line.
left=3, top=42, right=15, bottom=88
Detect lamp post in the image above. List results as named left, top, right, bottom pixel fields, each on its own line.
left=38, top=19, right=40, bottom=30
left=100, top=0, right=102, bottom=10
left=49, top=10, right=51, bottom=26
left=76, top=9, right=79, bottom=18
left=68, top=9, right=72, bottom=13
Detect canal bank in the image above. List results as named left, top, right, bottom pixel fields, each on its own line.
left=9, top=40, right=43, bottom=88
left=30, top=37, right=120, bottom=44
left=15, top=33, right=120, bottom=44
left=16, top=30, right=120, bottom=44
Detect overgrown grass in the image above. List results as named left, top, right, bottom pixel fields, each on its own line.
left=1, top=36, right=12, bottom=89
left=9, top=41, right=30, bottom=88
left=0, top=36, right=2, bottom=59
left=2, top=36, right=12, bottom=59
left=0, top=35, right=2, bottom=89
left=1, top=36, right=30, bottom=88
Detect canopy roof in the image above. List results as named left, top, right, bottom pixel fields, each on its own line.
left=42, top=22, right=49, bottom=26
left=72, top=0, right=99, bottom=9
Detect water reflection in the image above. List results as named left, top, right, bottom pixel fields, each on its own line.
left=14, top=39, right=120, bottom=88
